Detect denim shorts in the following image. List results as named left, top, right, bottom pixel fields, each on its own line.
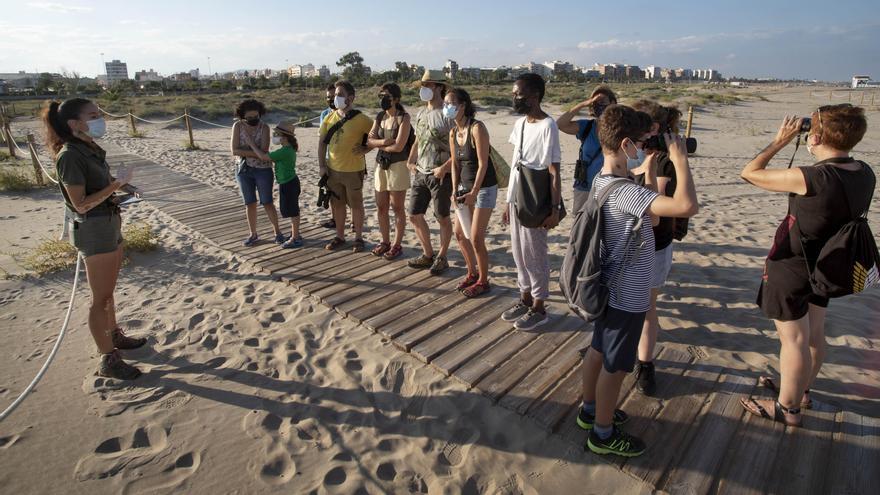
left=475, top=185, right=498, bottom=209
left=237, top=165, right=274, bottom=205
left=590, top=307, right=647, bottom=373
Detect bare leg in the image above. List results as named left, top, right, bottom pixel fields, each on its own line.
left=245, top=203, right=257, bottom=236
left=351, top=205, right=365, bottom=241
left=453, top=214, right=477, bottom=277
left=84, top=248, right=123, bottom=354
left=438, top=215, right=453, bottom=258
left=262, top=203, right=282, bottom=235
left=775, top=315, right=813, bottom=409
left=290, top=217, right=300, bottom=239
left=375, top=190, right=391, bottom=244
left=806, top=304, right=828, bottom=389
left=595, top=368, right=628, bottom=427
left=332, top=198, right=347, bottom=240
left=107, top=244, right=124, bottom=330
left=637, top=289, right=660, bottom=362
left=581, top=347, right=604, bottom=404
left=471, top=207, right=493, bottom=284
left=390, top=191, right=407, bottom=246
left=409, top=213, right=433, bottom=257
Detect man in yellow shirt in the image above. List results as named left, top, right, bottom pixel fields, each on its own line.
left=318, top=80, right=374, bottom=252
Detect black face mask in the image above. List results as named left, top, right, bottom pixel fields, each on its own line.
left=380, top=96, right=392, bottom=111
left=513, top=96, right=530, bottom=115
left=245, top=117, right=260, bottom=127
left=327, top=97, right=335, bottom=110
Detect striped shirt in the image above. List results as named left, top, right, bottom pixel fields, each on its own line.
left=593, top=174, right=659, bottom=312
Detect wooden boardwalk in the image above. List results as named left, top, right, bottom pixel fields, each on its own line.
left=107, top=147, right=879, bottom=495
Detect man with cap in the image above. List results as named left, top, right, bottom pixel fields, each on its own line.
left=406, top=69, right=455, bottom=274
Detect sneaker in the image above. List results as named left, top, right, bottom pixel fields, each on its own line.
left=636, top=361, right=657, bottom=396
left=321, top=219, right=336, bottom=229
left=576, top=408, right=629, bottom=430
left=282, top=236, right=303, bottom=249
left=586, top=425, right=646, bottom=458
left=429, top=255, right=449, bottom=275
left=112, top=328, right=146, bottom=350
left=408, top=254, right=435, bottom=269
left=274, top=233, right=288, bottom=244
left=514, top=309, right=549, bottom=330
left=501, top=302, right=530, bottom=322
left=97, top=351, right=142, bottom=380
left=242, top=234, right=259, bottom=247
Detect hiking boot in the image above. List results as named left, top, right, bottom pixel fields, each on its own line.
left=408, top=254, right=435, bottom=269
left=636, top=361, right=657, bottom=396
left=501, top=302, right=530, bottom=322
left=576, top=408, right=629, bottom=430
left=514, top=309, right=549, bottom=330
left=586, top=426, right=646, bottom=458
left=429, top=255, right=449, bottom=275
left=112, top=328, right=146, bottom=350
left=97, top=351, right=142, bottom=380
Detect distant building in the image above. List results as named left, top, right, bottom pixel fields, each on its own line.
left=644, top=65, right=660, bottom=80
left=134, top=69, right=162, bottom=82
left=852, top=75, right=873, bottom=88
left=545, top=60, right=574, bottom=74
left=444, top=59, right=459, bottom=79
left=104, top=60, right=129, bottom=83
left=171, top=72, right=193, bottom=82
left=624, top=65, right=643, bottom=79
left=188, top=68, right=200, bottom=80
left=317, top=65, right=331, bottom=79
left=460, top=67, right=481, bottom=80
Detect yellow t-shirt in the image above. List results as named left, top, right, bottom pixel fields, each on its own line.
left=319, top=111, right=374, bottom=172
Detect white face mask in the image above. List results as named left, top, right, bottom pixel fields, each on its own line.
left=271, top=135, right=282, bottom=145
left=419, top=86, right=434, bottom=102
left=86, top=118, right=106, bottom=139
left=334, top=95, right=348, bottom=111
left=442, top=103, right=457, bottom=120
left=623, top=140, right=641, bottom=170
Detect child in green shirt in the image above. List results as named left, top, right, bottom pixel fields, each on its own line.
left=242, top=121, right=302, bottom=248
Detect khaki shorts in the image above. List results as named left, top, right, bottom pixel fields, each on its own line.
left=327, top=168, right=365, bottom=208
left=71, top=211, right=123, bottom=257
left=374, top=161, right=410, bottom=192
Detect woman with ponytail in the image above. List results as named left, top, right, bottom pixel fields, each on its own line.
left=43, top=98, right=145, bottom=380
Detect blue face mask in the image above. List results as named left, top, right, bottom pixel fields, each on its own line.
left=623, top=141, right=641, bottom=170
left=86, top=118, right=106, bottom=139
left=442, top=104, right=457, bottom=120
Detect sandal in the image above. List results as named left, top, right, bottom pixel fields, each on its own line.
left=352, top=239, right=365, bottom=253
left=740, top=397, right=802, bottom=427
left=456, top=274, right=479, bottom=291
left=325, top=237, right=345, bottom=250
left=758, top=376, right=813, bottom=409
left=372, top=242, right=391, bottom=257
left=384, top=244, right=403, bottom=260
left=462, top=281, right=491, bottom=298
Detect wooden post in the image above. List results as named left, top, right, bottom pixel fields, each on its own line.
left=0, top=106, right=6, bottom=145
left=26, top=133, right=44, bottom=187
left=872, top=92, right=876, bottom=106
left=184, top=108, right=195, bottom=149
left=848, top=91, right=852, bottom=102
left=860, top=92, right=865, bottom=105
left=685, top=106, right=695, bottom=139
left=4, top=126, right=16, bottom=158
left=829, top=90, right=833, bottom=101
left=128, top=108, right=137, bottom=136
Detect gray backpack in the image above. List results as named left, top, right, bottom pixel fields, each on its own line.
left=560, top=178, right=642, bottom=322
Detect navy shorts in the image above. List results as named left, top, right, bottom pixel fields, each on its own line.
left=278, top=177, right=301, bottom=218
left=590, top=307, right=647, bottom=373
left=237, top=165, right=274, bottom=205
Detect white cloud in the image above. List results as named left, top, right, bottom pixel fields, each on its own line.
left=26, top=2, right=93, bottom=13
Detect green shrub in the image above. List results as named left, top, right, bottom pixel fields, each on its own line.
left=123, top=223, right=158, bottom=252
left=20, top=239, right=77, bottom=275
left=0, top=168, right=36, bottom=191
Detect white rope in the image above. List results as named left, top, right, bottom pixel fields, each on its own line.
left=95, top=104, right=128, bottom=119
left=9, top=135, right=29, bottom=156
left=131, top=114, right=185, bottom=125
left=187, top=115, right=233, bottom=129
left=33, top=151, right=59, bottom=184
left=0, top=253, right=82, bottom=422
left=294, top=115, right=321, bottom=126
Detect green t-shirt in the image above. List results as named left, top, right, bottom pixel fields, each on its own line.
left=56, top=140, right=113, bottom=214
left=268, top=145, right=297, bottom=184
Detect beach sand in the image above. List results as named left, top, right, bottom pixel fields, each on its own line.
left=1, top=85, right=878, bottom=493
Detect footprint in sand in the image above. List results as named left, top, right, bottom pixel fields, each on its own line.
left=439, top=426, right=481, bottom=468
left=187, top=313, right=205, bottom=330
left=75, top=423, right=173, bottom=481
left=345, top=350, right=363, bottom=372
left=259, top=450, right=296, bottom=485
left=323, top=466, right=347, bottom=486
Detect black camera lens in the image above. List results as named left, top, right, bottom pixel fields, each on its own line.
left=800, top=118, right=811, bottom=133
left=643, top=135, right=698, bottom=154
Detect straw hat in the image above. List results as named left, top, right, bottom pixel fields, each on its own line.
left=274, top=121, right=297, bottom=137
left=412, top=69, right=452, bottom=89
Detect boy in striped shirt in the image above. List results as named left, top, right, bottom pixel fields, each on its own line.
left=578, top=105, right=699, bottom=457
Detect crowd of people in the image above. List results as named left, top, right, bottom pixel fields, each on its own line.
left=42, top=69, right=874, bottom=458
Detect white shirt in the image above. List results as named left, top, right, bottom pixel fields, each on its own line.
left=506, top=116, right=562, bottom=203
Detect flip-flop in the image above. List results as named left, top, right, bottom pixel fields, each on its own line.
left=740, top=397, right=802, bottom=427
left=758, top=376, right=813, bottom=409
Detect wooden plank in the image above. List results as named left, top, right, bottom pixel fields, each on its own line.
left=374, top=285, right=468, bottom=341
left=307, top=259, right=402, bottom=300
left=715, top=385, right=788, bottom=495
left=430, top=318, right=516, bottom=376
left=259, top=241, right=343, bottom=273
left=769, top=401, right=838, bottom=495
left=272, top=248, right=361, bottom=284
left=525, top=364, right=583, bottom=431
left=453, top=327, right=541, bottom=388
left=499, top=329, right=588, bottom=415
left=623, top=362, right=723, bottom=486
left=296, top=254, right=390, bottom=293
left=477, top=316, right=583, bottom=403
left=163, top=197, right=243, bottom=220
left=823, top=412, right=880, bottom=495
left=394, top=290, right=508, bottom=352
left=330, top=266, right=435, bottom=317
left=347, top=271, right=450, bottom=323
left=362, top=273, right=458, bottom=333
left=662, top=373, right=755, bottom=495
left=410, top=295, right=516, bottom=364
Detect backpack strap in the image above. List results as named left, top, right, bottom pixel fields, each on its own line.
left=322, top=109, right=362, bottom=145
left=578, top=119, right=594, bottom=161
left=595, top=178, right=630, bottom=207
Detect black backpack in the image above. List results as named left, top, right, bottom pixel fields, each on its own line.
left=560, top=178, right=640, bottom=321
left=797, top=163, right=880, bottom=298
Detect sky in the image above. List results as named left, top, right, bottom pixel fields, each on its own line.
left=1, top=0, right=878, bottom=81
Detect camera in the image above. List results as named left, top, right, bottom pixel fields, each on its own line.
left=800, top=117, right=811, bottom=133
left=316, top=174, right=337, bottom=210
left=644, top=134, right=698, bottom=154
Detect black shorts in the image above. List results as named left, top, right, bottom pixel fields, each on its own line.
left=590, top=307, right=647, bottom=373
left=278, top=177, right=301, bottom=218
left=408, top=171, right=452, bottom=219
left=757, top=258, right=829, bottom=322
